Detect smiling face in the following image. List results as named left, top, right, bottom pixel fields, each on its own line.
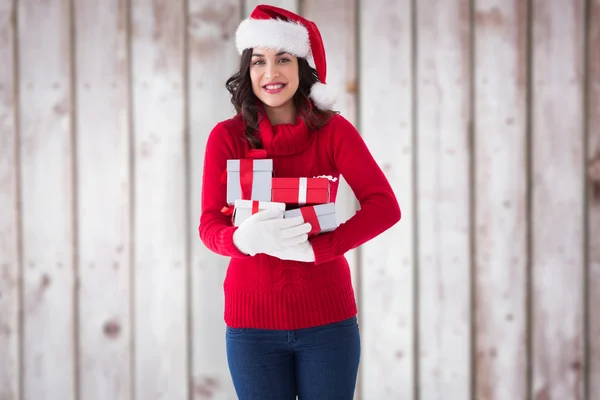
left=249, top=47, right=300, bottom=110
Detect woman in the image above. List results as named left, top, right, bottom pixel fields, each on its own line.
left=198, top=5, right=401, bottom=399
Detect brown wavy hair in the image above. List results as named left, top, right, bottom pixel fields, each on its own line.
left=225, top=48, right=338, bottom=148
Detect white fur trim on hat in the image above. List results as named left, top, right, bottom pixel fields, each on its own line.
left=236, top=18, right=310, bottom=56
left=310, top=81, right=336, bottom=110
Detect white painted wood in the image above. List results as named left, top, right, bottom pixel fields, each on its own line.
left=358, top=0, right=414, bottom=399
left=473, top=2, right=528, bottom=399
left=131, top=0, right=188, bottom=398
left=589, top=1, right=600, bottom=398
left=243, top=0, right=297, bottom=14
left=531, top=0, right=585, bottom=398
left=188, top=1, right=241, bottom=399
left=74, top=0, right=132, bottom=399
left=302, top=0, right=360, bottom=317
left=17, top=0, right=76, bottom=399
left=416, top=0, right=472, bottom=398
left=0, top=2, right=20, bottom=399
left=5, top=2, right=600, bottom=399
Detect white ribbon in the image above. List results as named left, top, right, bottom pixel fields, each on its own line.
left=298, top=177, right=307, bottom=205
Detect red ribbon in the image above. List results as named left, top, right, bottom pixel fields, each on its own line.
left=251, top=200, right=259, bottom=214
left=300, top=207, right=321, bottom=236
left=239, top=159, right=254, bottom=200
left=239, top=150, right=268, bottom=200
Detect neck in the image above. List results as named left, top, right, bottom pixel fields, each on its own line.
left=263, top=101, right=297, bottom=125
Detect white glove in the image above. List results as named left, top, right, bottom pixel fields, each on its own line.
left=232, top=208, right=312, bottom=256
left=265, top=240, right=316, bottom=262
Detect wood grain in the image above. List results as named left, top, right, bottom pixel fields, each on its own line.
left=188, top=1, right=241, bottom=399
left=358, top=0, right=414, bottom=398
left=3, top=2, right=600, bottom=398
left=531, top=0, right=586, bottom=398
left=130, top=0, right=188, bottom=398
left=74, top=0, right=132, bottom=399
left=473, top=1, right=528, bottom=399
left=18, top=0, right=76, bottom=398
left=588, top=0, right=600, bottom=398
left=416, top=0, right=472, bottom=398
left=0, top=1, right=20, bottom=399
left=244, top=0, right=296, bottom=14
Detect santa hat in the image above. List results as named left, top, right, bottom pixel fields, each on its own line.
left=235, top=4, right=336, bottom=110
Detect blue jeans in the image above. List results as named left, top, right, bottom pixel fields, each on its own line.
left=226, top=316, right=361, bottom=399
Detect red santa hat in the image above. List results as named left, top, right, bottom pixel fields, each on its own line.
left=235, top=4, right=336, bottom=110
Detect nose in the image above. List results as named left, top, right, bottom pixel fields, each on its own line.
left=265, top=62, right=279, bottom=80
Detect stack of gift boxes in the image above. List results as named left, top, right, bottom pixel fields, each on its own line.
left=225, top=154, right=338, bottom=237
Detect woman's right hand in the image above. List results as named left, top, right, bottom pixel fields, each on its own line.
left=232, top=208, right=312, bottom=256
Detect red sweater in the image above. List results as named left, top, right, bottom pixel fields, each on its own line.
left=199, top=111, right=401, bottom=330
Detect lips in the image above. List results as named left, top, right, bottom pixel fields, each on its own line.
left=262, top=82, right=287, bottom=94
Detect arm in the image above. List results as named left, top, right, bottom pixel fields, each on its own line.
left=198, top=122, right=250, bottom=258
left=309, top=115, right=401, bottom=265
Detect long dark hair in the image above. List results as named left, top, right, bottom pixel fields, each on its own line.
left=225, top=48, right=338, bottom=148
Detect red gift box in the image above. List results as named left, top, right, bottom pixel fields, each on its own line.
left=271, top=177, right=330, bottom=206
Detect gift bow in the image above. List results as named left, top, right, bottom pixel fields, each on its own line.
left=246, top=149, right=268, bottom=159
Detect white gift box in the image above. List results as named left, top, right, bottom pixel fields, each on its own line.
left=226, top=158, right=273, bottom=205
left=232, top=199, right=286, bottom=226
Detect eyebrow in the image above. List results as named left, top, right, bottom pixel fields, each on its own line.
left=251, top=51, right=288, bottom=57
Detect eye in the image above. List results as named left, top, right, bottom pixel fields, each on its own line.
left=278, top=58, right=291, bottom=63
left=252, top=59, right=264, bottom=65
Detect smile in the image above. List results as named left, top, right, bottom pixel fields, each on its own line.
left=262, top=83, right=287, bottom=93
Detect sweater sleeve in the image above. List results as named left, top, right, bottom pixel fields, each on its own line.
left=198, top=122, right=251, bottom=259
left=309, top=115, right=401, bottom=265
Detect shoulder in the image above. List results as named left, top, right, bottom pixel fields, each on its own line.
left=207, top=114, right=246, bottom=147
left=319, top=113, right=360, bottom=140
left=210, top=114, right=245, bottom=139
left=205, top=114, right=247, bottom=157
left=319, top=113, right=370, bottom=158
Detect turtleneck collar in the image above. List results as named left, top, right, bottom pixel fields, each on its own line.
left=257, top=106, right=313, bottom=157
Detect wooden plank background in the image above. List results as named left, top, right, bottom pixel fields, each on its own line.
left=0, top=1, right=19, bottom=400
left=359, top=0, right=414, bottom=398
left=417, top=0, right=472, bottom=398
left=474, top=1, right=528, bottom=399
left=532, top=1, right=586, bottom=399
left=18, top=1, right=76, bottom=399
left=131, top=0, right=189, bottom=399
left=588, top=1, right=600, bottom=399
left=74, top=0, right=132, bottom=399
left=0, top=1, right=599, bottom=399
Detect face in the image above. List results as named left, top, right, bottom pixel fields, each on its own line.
left=249, top=47, right=300, bottom=109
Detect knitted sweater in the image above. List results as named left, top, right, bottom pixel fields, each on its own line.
left=198, top=111, right=401, bottom=330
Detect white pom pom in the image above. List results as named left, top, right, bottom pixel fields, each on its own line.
left=309, top=82, right=336, bottom=110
